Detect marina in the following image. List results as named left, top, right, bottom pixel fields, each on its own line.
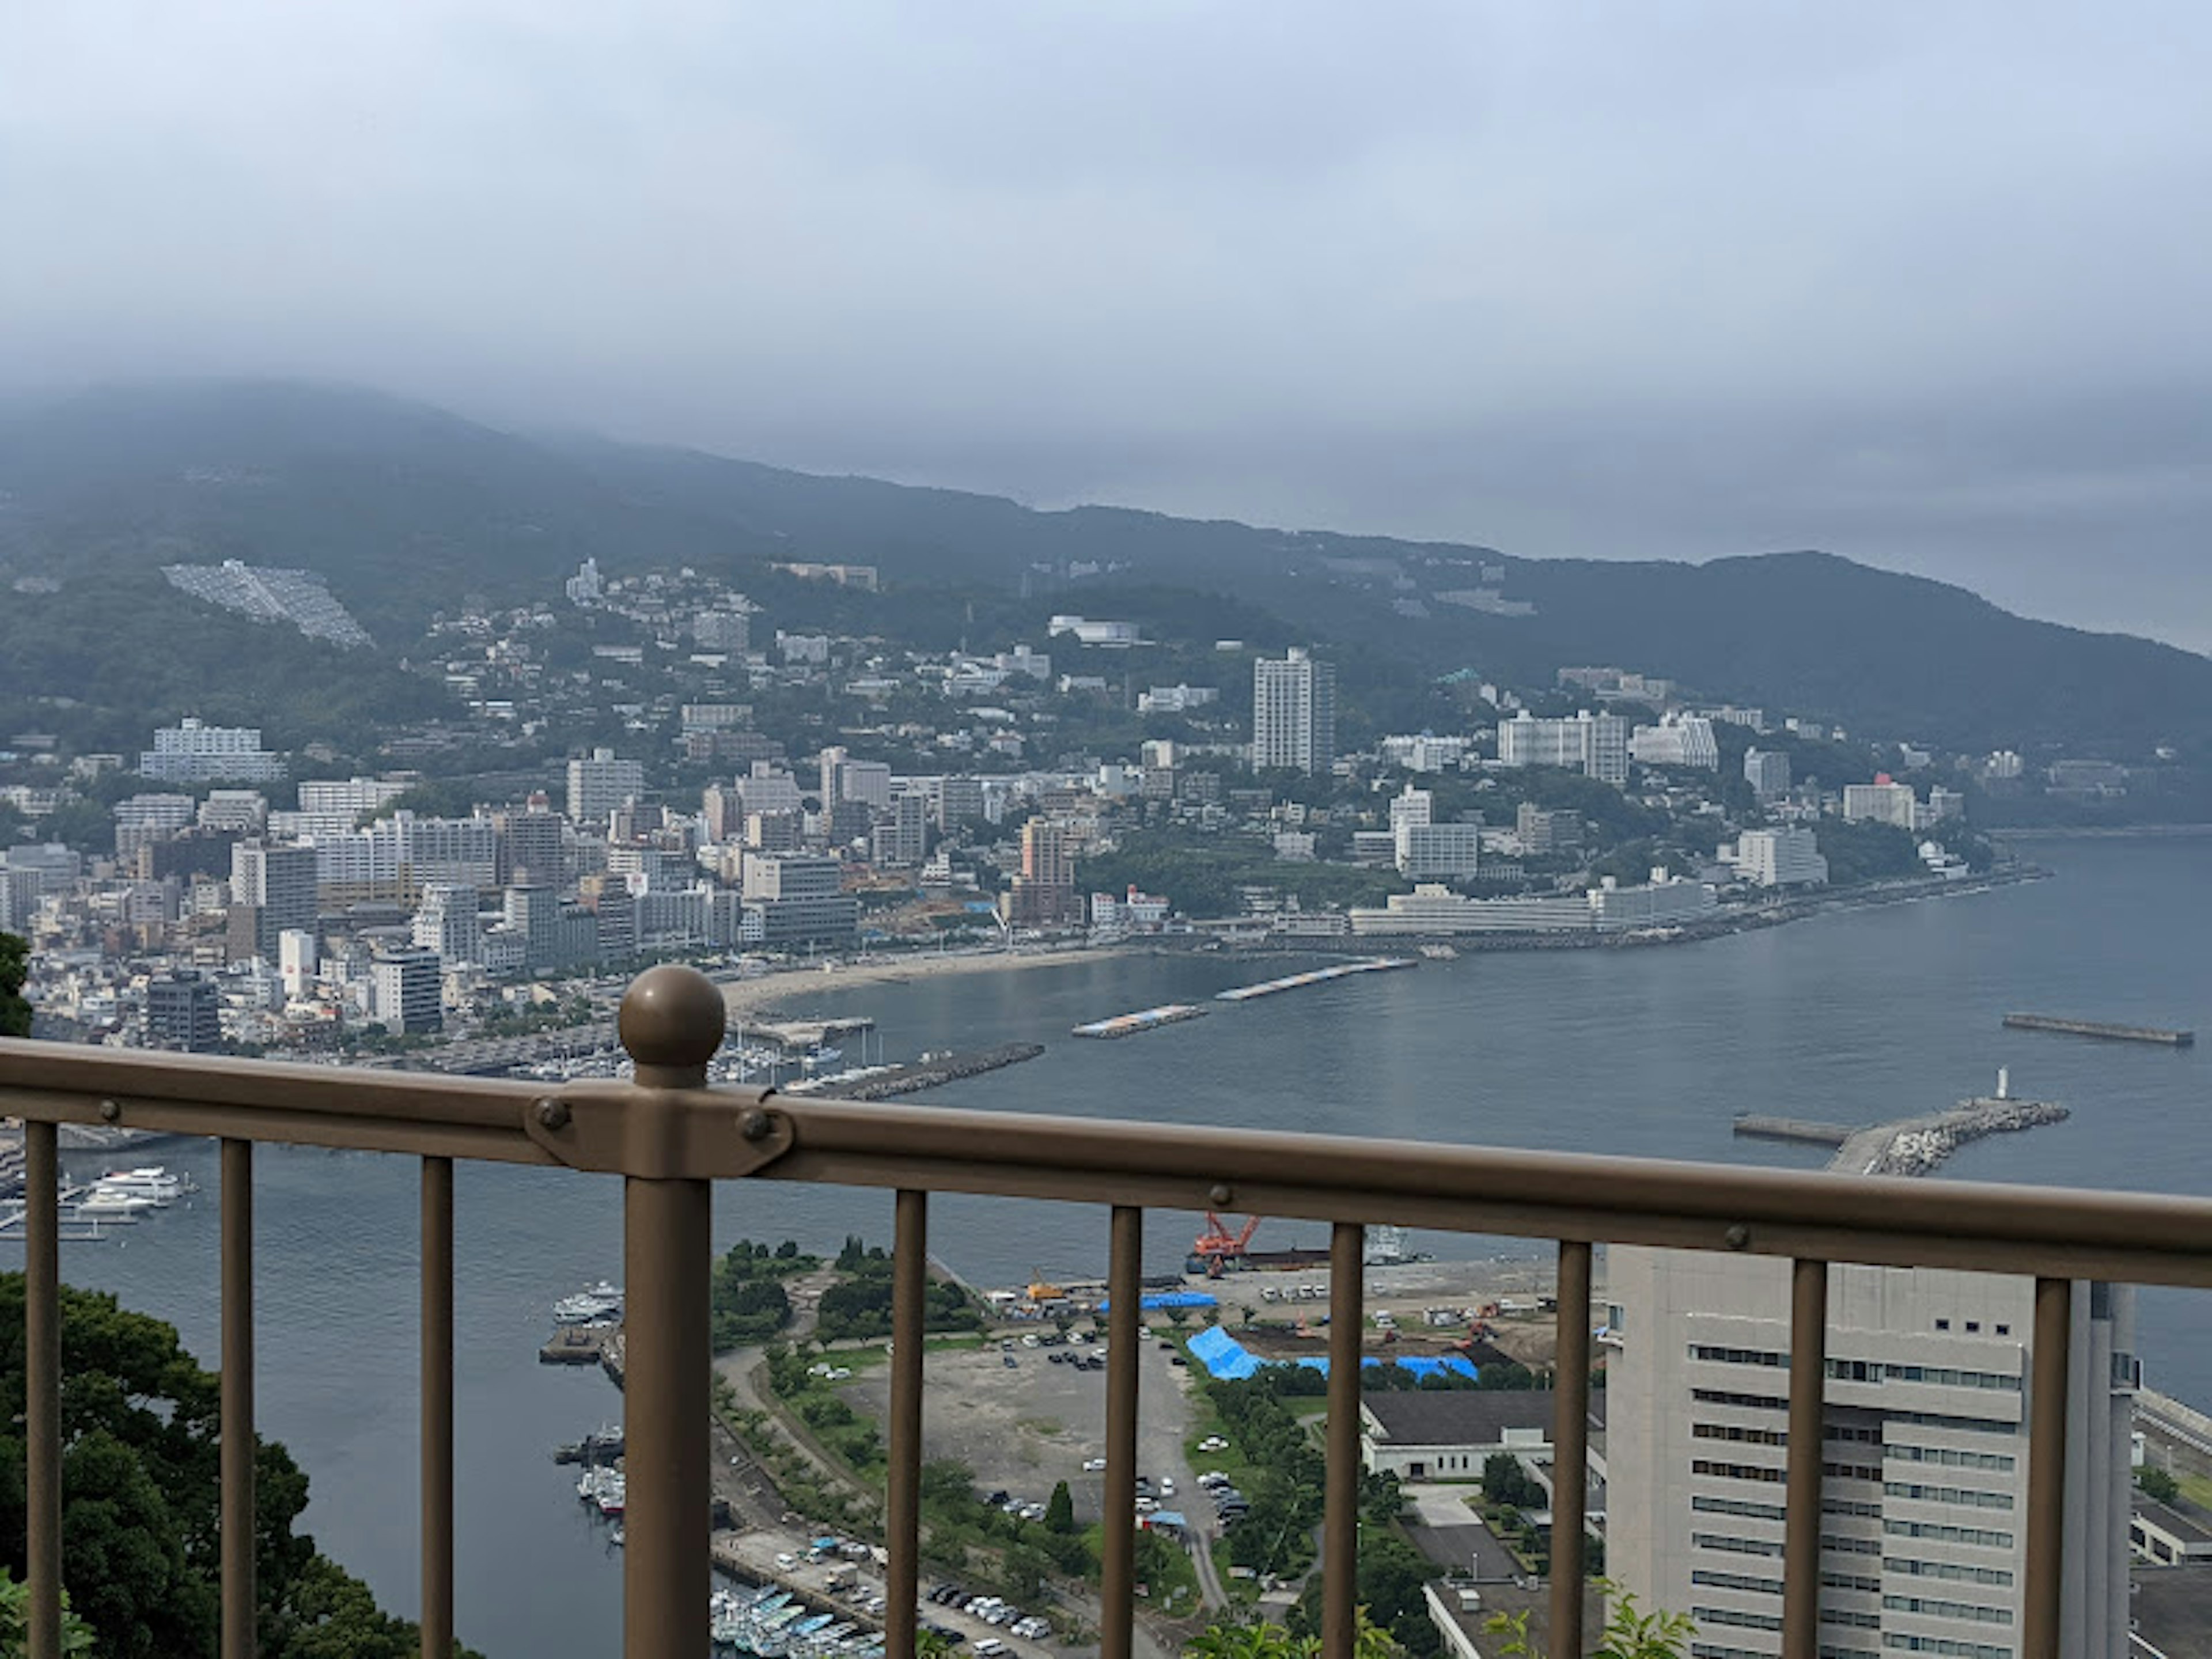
left=2003, top=1012, right=2194, bottom=1047
left=1070, top=1002, right=1209, bottom=1039
left=778, top=1041, right=1046, bottom=1100
left=1213, top=955, right=1416, bottom=1001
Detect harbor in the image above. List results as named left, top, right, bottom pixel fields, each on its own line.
left=2003, top=1012, right=2194, bottom=1047
left=1070, top=1002, right=1208, bottom=1039
left=1213, top=955, right=1416, bottom=1002
left=779, top=1041, right=1046, bottom=1100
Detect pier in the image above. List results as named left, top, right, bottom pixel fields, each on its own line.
left=1732, top=1116, right=1858, bottom=1147
left=1071, top=1003, right=1208, bottom=1039
left=1214, top=956, right=1416, bottom=1002
left=2003, top=1012, right=2194, bottom=1047
left=1831, top=1096, right=2070, bottom=1177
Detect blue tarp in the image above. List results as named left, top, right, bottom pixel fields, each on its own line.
left=1192, top=1324, right=1494, bottom=1385
left=1097, top=1292, right=1219, bottom=1312
left=1187, top=1325, right=1264, bottom=1380
left=1439, top=1355, right=1479, bottom=1378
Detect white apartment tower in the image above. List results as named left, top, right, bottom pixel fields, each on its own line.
left=1608, top=1247, right=2134, bottom=1659
left=1498, top=711, right=1630, bottom=786
left=1734, top=827, right=1830, bottom=888
left=412, top=882, right=483, bottom=967
left=1252, top=648, right=1338, bottom=776
left=566, top=748, right=644, bottom=827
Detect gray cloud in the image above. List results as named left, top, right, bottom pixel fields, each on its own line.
left=4, top=2, right=2209, bottom=645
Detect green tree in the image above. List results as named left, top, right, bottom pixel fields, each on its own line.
left=0, top=1567, right=96, bottom=1656
left=1486, top=1584, right=1695, bottom=1659
left=0, top=933, right=30, bottom=1038
left=1045, top=1480, right=1075, bottom=1535
left=0, top=1275, right=478, bottom=1659
left=2138, top=1465, right=2181, bottom=1504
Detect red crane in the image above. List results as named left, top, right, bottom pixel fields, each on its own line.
left=1192, top=1211, right=1262, bottom=1277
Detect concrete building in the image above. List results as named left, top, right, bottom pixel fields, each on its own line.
left=412, top=882, right=483, bottom=967
left=1843, top=778, right=1919, bottom=830
left=1349, top=875, right=1713, bottom=936
left=691, top=609, right=750, bottom=653
left=1516, top=804, right=1585, bottom=858
left=1009, top=820, right=1081, bottom=927
left=1744, top=749, right=1793, bottom=804
left=370, top=949, right=444, bottom=1035
left=278, top=929, right=318, bottom=999
left=1252, top=648, right=1338, bottom=776
left=1395, top=821, right=1483, bottom=881
left=566, top=748, right=644, bottom=827
left=1629, top=714, right=1722, bottom=771
left=1733, top=827, right=1830, bottom=889
left=1359, top=1391, right=1575, bottom=1482
left=114, top=794, right=198, bottom=858
left=139, top=718, right=286, bottom=784
left=874, top=791, right=929, bottom=868
left=1608, top=1247, right=2134, bottom=1659
left=1498, top=711, right=1629, bottom=786
left=492, top=804, right=563, bottom=888
left=145, top=972, right=221, bottom=1052
left=231, top=841, right=319, bottom=961
left=741, top=854, right=858, bottom=944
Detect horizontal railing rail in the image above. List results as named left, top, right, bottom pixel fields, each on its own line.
left=6, top=961, right=2208, bottom=1659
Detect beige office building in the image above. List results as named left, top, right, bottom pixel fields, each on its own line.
left=1607, top=1247, right=2134, bottom=1659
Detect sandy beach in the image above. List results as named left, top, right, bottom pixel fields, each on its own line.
left=717, top=942, right=1141, bottom=1019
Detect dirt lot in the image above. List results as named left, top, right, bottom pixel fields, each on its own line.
left=844, top=1336, right=1202, bottom=1525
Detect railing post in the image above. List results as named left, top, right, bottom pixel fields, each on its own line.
left=616, top=967, right=724, bottom=1659
left=24, top=1119, right=60, bottom=1659
left=221, top=1137, right=255, bottom=1659
left=1324, top=1221, right=1363, bottom=1658
left=2023, top=1277, right=2073, bottom=1659
left=420, top=1156, right=454, bottom=1659
left=1782, top=1258, right=1829, bottom=1659
left=1549, top=1240, right=1593, bottom=1658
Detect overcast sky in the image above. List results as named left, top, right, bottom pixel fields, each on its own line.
left=6, top=3, right=2210, bottom=649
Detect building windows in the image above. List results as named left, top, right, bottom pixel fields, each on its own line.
left=1827, top=1360, right=2021, bottom=1391
left=1694, top=1533, right=1785, bottom=1559
left=1696, top=1422, right=1789, bottom=1446
left=1824, top=1497, right=1885, bottom=1518
left=1884, top=1482, right=2014, bottom=1511
left=1692, top=1344, right=1788, bottom=1368
left=1884, top=1518, right=2014, bottom=1551
left=1694, top=1495, right=1787, bottom=1522
left=1694, top=1607, right=1785, bottom=1633
left=1824, top=1460, right=1885, bottom=1482
left=1694, top=1388, right=1791, bottom=1412
left=1881, top=1594, right=2013, bottom=1626
left=1695, top=1460, right=1786, bottom=1484
left=1822, top=1608, right=1882, bottom=1629
left=1692, top=1569, right=1785, bottom=1596
left=1887, top=1444, right=2015, bottom=1474
left=1825, top=1533, right=1881, bottom=1556
left=1885, top=1558, right=2014, bottom=1588
left=1821, top=1570, right=1883, bottom=1593
left=1881, top=1638, right=2012, bottom=1659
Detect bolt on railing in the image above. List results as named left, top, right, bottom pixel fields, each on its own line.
left=10, top=959, right=2212, bottom=1658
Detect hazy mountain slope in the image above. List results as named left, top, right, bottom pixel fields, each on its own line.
left=0, top=380, right=2203, bottom=757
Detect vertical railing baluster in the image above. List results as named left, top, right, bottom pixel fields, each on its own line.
left=1781, top=1258, right=1828, bottom=1659
left=1100, top=1205, right=1142, bottom=1659
left=221, top=1137, right=255, bottom=1659
left=1324, top=1221, right=1363, bottom=1658
left=1549, top=1240, right=1593, bottom=1657
left=2023, top=1277, right=2072, bottom=1659
left=24, top=1119, right=60, bottom=1659
left=885, top=1189, right=929, bottom=1658
left=617, top=968, right=722, bottom=1659
left=420, top=1156, right=454, bottom=1659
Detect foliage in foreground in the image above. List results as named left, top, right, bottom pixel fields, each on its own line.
left=0, top=1275, right=480, bottom=1659
left=1488, top=1585, right=1696, bottom=1659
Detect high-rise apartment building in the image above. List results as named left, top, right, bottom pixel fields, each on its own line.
left=1628, top=714, right=1722, bottom=771
left=1498, top=711, right=1630, bottom=785
left=412, top=882, right=483, bottom=967
left=114, top=794, right=198, bottom=858
left=1252, top=649, right=1338, bottom=776
left=139, top=718, right=286, bottom=784
left=741, top=854, right=858, bottom=943
left=1608, top=1247, right=2134, bottom=1659
left=1733, top=827, right=1829, bottom=888
left=1009, top=820, right=1081, bottom=927
left=1843, top=778, right=1919, bottom=830
left=230, top=840, right=319, bottom=961
left=145, top=972, right=221, bottom=1052
left=566, top=749, right=644, bottom=827
left=371, top=949, right=444, bottom=1035
left=1516, top=803, right=1585, bottom=858
left=493, top=804, right=565, bottom=888
left=874, top=791, right=929, bottom=868
left=1745, top=749, right=1793, bottom=804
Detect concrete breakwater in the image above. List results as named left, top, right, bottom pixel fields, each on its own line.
left=1835, top=1097, right=2070, bottom=1178
left=801, top=1041, right=1046, bottom=1100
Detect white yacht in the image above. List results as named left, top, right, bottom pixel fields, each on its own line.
left=553, top=1281, right=624, bottom=1325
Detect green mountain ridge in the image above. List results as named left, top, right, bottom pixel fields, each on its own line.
left=1, top=379, right=2204, bottom=757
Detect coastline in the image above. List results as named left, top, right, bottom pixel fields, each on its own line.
left=718, top=942, right=1142, bottom=1020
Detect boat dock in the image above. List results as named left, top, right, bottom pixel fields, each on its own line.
left=540, top=1325, right=614, bottom=1366
left=2003, top=1013, right=2194, bottom=1047
left=1733, top=1116, right=1859, bottom=1147
left=1832, top=1095, right=2069, bottom=1178
left=1214, top=956, right=1416, bottom=1002
left=744, top=1015, right=878, bottom=1053
left=1071, top=1003, right=1208, bottom=1039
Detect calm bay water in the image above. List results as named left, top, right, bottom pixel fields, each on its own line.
left=28, top=834, right=2212, bottom=1656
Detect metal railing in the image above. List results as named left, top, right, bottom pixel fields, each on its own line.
left=7, top=961, right=2212, bottom=1658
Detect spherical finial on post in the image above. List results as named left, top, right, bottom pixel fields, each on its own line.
left=619, top=964, right=728, bottom=1083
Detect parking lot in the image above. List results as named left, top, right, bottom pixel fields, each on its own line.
left=846, top=1331, right=1202, bottom=1527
